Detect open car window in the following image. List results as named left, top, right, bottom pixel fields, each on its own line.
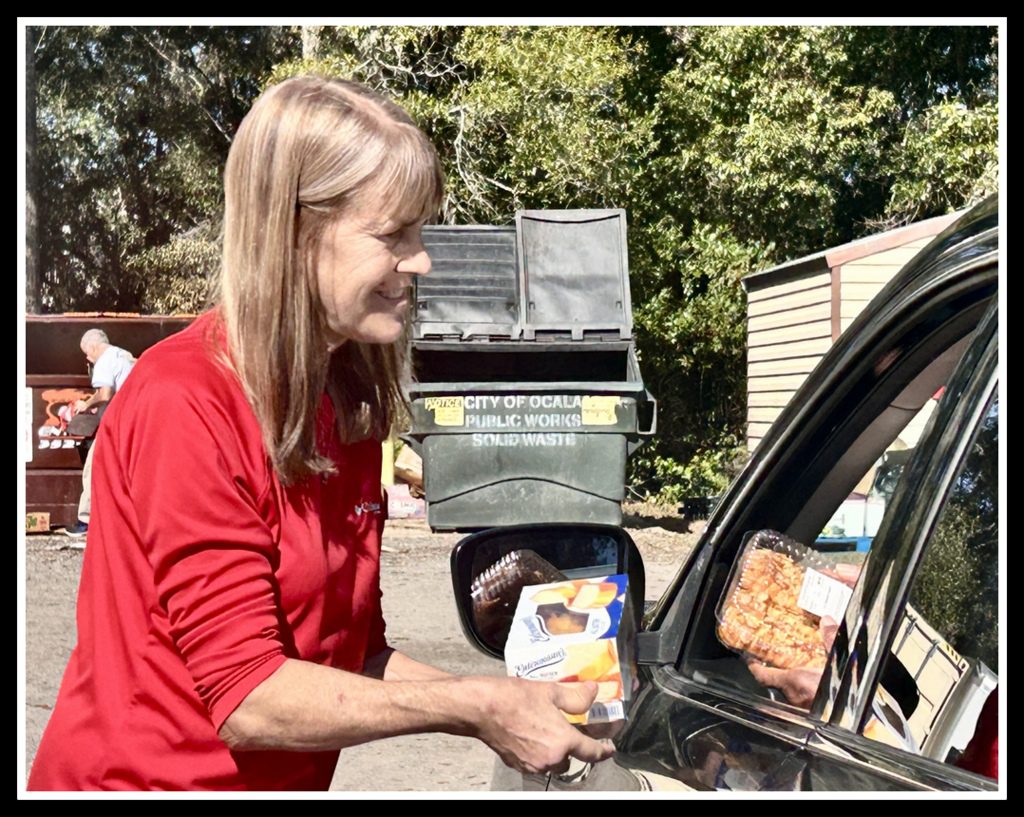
left=859, top=393, right=997, bottom=775
left=675, top=287, right=995, bottom=715
left=817, top=394, right=940, bottom=550
left=706, top=391, right=952, bottom=711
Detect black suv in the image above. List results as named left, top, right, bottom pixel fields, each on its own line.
left=450, top=195, right=999, bottom=792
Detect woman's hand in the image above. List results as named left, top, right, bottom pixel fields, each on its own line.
left=469, top=678, right=615, bottom=776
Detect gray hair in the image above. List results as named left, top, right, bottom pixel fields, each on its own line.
left=80, top=328, right=109, bottom=349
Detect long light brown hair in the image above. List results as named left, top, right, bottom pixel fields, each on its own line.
left=215, top=76, right=443, bottom=484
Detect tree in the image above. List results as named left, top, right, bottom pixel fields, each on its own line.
left=623, top=25, right=998, bottom=499
left=268, top=26, right=656, bottom=224
left=31, top=25, right=296, bottom=313
left=26, top=26, right=41, bottom=313
left=27, top=25, right=998, bottom=501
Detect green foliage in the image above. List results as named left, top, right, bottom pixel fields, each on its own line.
left=646, top=443, right=749, bottom=502
left=30, top=25, right=296, bottom=312
left=885, top=100, right=999, bottom=224
left=270, top=26, right=654, bottom=223
left=126, top=223, right=221, bottom=314
left=628, top=221, right=767, bottom=499
left=27, top=24, right=999, bottom=500
left=623, top=25, right=997, bottom=501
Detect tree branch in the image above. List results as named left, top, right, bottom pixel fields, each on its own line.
left=132, top=27, right=232, bottom=144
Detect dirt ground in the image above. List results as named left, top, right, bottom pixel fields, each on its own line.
left=22, top=502, right=701, bottom=792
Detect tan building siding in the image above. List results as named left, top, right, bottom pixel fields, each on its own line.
left=748, top=301, right=831, bottom=332
left=744, top=289, right=830, bottom=444
left=748, top=406, right=786, bottom=424
left=747, top=422, right=773, bottom=449
left=746, top=368, right=816, bottom=450
left=748, top=287, right=832, bottom=317
left=840, top=299, right=875, bottom=319
left=748, top=318, right=832, bottom=349
left=747, top=336, right=832, bottom=362
left=748, top=372, right=811, bottom=393
left=842, top=244, right=924, bottom=267
left=747, top=390, right=797, bottom=408
left=841, top=269, right=897, bottom=284
left=748, top=357, right=821, bottom=378
left=744, top=214, right=959, bottom=452
left=841, top=281, right=893, bottom=301
left=901, top=237, right=934, bottom=252
left=837, top=238, right=929, bottom=332
left=746, top=272, right=832, bottom=302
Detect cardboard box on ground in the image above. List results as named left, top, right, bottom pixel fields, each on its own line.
left=394, top=444, right=424, bottom=496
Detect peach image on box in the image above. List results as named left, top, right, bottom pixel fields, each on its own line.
left=530, top=586, right=576, bottom=604
left=562, top=640, right=618, bottom=682
left=567, top=582, right=619, bottom=610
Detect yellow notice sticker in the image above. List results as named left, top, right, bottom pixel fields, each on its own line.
left=424, top=396, right=465, bottom=427
left=581, top=396, right=619, bottom=426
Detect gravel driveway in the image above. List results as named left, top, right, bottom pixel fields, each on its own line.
left=22, top=510, right=699, bottom=792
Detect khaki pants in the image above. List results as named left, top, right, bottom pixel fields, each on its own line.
left=78, top=440, right=95, bottom=524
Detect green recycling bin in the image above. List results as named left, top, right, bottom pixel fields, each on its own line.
left=405, top=209, right=657, bottom=531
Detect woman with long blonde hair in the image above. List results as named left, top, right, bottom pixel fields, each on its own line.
left=29, top=76, right=611, bottom=791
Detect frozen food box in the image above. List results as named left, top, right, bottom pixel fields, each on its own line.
left=716, top=529, right=854, bottom=670
left=504, top=574, right=635, bottom=724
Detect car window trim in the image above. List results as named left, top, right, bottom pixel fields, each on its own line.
left=809, top=723, right=999, bottom=792
left=823, top=303, right=998, bottom=738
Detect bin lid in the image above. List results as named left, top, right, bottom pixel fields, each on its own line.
left=517, top=209, right=632, bottom=341
left=414, top=226, right=518, bottom=340
left=412, top=210, right=633, bottom=342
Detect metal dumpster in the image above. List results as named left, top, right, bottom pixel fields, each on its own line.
left=405, top=209, right=657, bottom=531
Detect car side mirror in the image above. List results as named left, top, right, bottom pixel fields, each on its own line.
left=450, top=523, right=646, bottom=659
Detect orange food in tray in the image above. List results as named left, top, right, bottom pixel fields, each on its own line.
left=717, top=548, right=827, bottom=670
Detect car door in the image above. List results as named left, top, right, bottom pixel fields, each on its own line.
left=538, top=199, right=999, bottom=792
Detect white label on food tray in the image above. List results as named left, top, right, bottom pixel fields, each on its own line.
left=798, top=568, right=853, bottom=623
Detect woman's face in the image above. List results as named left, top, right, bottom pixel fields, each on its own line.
left=314, top=207, right=431, bottom=348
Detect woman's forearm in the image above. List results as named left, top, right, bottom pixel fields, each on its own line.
left=217, top=657, right=616, bottom=776
left=219, top=658, right=477, bottom=752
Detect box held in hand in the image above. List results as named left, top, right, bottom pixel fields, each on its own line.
left=504, top=573, right=635, bottom=724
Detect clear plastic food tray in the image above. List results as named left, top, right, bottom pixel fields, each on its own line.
left=716, top=529, right=851, bottom=670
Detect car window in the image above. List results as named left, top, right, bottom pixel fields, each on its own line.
left=817, top=395, right=940, bottom=551
left=676, top=291, right=994, bottom=713
left=859, top=394, right=997, bottom=774
left=707, top=391, right=953, bottom=711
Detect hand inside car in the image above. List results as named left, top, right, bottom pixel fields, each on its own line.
left=471, top=678, right=616, bottom=776
left=746, top=615, right=839, bottom=709
left=745, top=560, right=863, bottom=708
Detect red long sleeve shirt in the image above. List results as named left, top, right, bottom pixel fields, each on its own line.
left=29, top=313, right=389, bottom=791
